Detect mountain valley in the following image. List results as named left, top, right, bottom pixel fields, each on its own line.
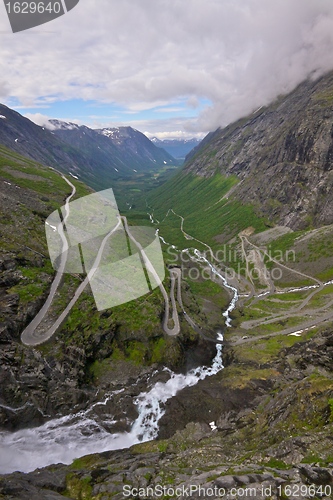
left=0, top=107, right=180, bottom=202
left=1, top=71, right=333, bottom=499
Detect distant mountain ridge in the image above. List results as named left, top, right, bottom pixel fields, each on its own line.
left=0, top=105, right=178, bottom=191
left=151, top=137, right=201, bottom=160
left=50, top=120, right=178, bottom=175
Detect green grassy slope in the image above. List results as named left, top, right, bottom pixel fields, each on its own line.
left=0, top=145, right=185, bottom=371
left=144, top=171, right=271, bottom=248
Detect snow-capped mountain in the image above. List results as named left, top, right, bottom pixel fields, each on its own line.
left=0, top=105, right=179, bottom=192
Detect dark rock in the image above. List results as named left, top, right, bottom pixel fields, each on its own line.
left=27, top=467, right=67, bottom=491
left=158, top=375, right=268, bottom=439
left=90, top=468, right=110, bottom=482
left=214, top=475, right=237, bottom=489
left=299, top=465, right=332, bottom=485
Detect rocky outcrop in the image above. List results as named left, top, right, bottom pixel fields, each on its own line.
left=1, top=326, right=332, bottom=499
left=1, top=451, right=332, bottom=500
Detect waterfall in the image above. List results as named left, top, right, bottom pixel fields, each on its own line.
left=0, top=335, right=223, bottom=474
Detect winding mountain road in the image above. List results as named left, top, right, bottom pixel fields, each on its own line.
left=239, top=235, right=325, bottom=331
left=21, top=175, right=76, bottom=345
left=22, top=213, right=123, bottom=346
left=155, top=205, right=333, bottom=345
left=121, top=216, right=180, bottom=336
left=21, top=182, right=184, bottom=345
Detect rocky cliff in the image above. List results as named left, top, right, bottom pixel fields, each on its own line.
left=184, top=71, right=333, bottom=229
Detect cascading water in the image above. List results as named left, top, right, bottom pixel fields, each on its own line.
left=1, top=218, right=230, bottom=475
left=0, top=335, right=223, bottom=474
left=192, top=249, right=239, bottom=327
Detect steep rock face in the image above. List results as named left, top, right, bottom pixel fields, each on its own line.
left=184, top=71, right=333, bottom=229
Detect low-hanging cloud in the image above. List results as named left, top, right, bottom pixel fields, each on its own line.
left=1, top=0, right=333, bottom=134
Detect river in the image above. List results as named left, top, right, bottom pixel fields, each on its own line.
left=1, top=217, right=238, bottom=474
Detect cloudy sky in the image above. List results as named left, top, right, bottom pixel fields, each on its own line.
left=1, top=0, right=333, bottom=139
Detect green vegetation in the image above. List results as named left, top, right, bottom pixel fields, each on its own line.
left=252, top=316, right=306, bottom=335
left=312, top=86, right=333, bottom=105
left=221, top=366, right=280, bottom=389
left=328, top=399, right=333, bottom=422
left=0, top=147, right=90, bottom=205
left=300, top=453, right=333, bottom=466
left=10, top=282, right=45, bottom=303
left=306, top=233, right=333, bottom=260
left=0, top=146, right=93, bottom=317
left=262, top=458, right=289, bottom=470
left=56, top=287, right=183, bottom=371
left=65, top=473, right=93, bottom=499
left=144, top=172, right=270, bottom=248
left=113, top=164, right=180, bottom=212
left=232, top=328, right=319, bottom=365
left=264, top=230, right=304, bottom=256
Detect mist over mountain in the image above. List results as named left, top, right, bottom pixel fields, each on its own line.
left=179, top=70, right=333, bottom=230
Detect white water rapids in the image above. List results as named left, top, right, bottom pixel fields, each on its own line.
left=192, top=249, right=238, bottom=327
left=155, top=228, right=239, bottom=328
left=0, top=335, right=223, bottom=474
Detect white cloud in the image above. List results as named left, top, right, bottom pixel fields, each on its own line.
left=153, top=107, right=186, bottom=114
left=145, top=130, right=204, bottom=141
left=24, top=112, right=84, bottom=129
left=1, top=0, right=333, bottom=134
left=24, top=113, right=55, bottom=128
